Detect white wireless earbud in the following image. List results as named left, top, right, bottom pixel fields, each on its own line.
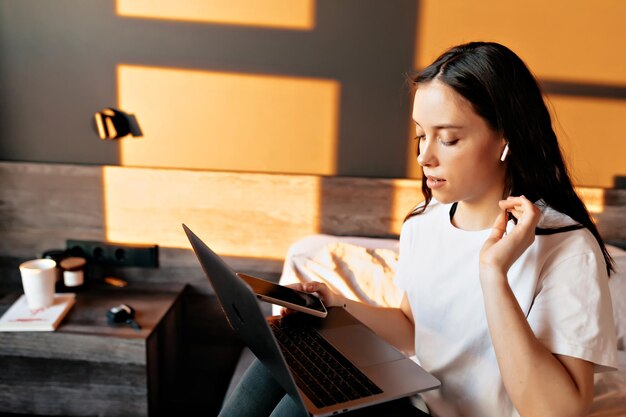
left=500, top=143, right=509, bottom=162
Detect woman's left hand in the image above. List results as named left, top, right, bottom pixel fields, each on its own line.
left=480, top=196, right=541, bottom=276
left=280, top=281, right=345, bottom=317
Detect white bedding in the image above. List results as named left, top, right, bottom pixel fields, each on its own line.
left=277, top=235, right=626, bottom=416
left=590, top=350, right=626, bottom=416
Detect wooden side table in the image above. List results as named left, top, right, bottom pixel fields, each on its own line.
left=0, top=284, right=186, bottom=416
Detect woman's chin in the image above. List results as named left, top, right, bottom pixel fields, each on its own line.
left=430, top=190, right=456, bottom=204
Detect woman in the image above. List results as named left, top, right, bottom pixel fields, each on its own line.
left=220, top=42, right=617, bottom=417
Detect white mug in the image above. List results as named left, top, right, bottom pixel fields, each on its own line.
left=19, top=259, right=57, bottom=310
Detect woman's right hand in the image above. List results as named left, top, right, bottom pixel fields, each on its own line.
left=480, top=195, right=541, bottom=278
left=281, top=281, right=345, bottom=316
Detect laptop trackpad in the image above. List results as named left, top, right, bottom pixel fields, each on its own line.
left=320, top=325, right=405, bottom=367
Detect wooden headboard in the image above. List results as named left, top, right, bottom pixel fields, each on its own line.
left=0, top=162, right=624, bottom=280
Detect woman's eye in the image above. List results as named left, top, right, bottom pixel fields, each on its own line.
left=414, top=135, right=426, bottom=141
left=439, top=138, right=459, bottom=146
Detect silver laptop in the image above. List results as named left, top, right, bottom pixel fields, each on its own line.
left=183, top=224, right=440, bottom=416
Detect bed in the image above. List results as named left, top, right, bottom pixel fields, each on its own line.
left=272, top=235, right=626, bottom=416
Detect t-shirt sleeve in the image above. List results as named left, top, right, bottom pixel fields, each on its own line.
left=527, top=251, right=618, bottom=372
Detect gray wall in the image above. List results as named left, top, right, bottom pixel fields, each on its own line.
left=0, top=0, right=419, bottom=178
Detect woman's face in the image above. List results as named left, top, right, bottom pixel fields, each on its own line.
left=412, top=79, right=507, bottom=206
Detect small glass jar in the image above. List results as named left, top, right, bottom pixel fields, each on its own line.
left=60, top=257, right=87, bottom=291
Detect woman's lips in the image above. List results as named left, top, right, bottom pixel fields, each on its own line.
left=425, top=176, right=446, bottom=189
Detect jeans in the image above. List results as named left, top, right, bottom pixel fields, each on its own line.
left=219, top=359, right=430, bottom=417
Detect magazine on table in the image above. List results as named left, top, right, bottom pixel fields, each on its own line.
left=0, top=293, right=76, bottom=332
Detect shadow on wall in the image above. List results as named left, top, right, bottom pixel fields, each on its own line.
left=0, top=0, right=418, bottom=179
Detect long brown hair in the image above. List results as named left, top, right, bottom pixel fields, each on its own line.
left=406, top=42, right=614, bottom=275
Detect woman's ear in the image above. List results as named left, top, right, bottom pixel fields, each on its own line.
left=500, top=142, right=510, bottom=162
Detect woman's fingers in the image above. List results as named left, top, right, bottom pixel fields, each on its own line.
left=300, top=281, right=331, bottom=299
left=487, top=210, right=508, bottom=241
left=481, top=196, right=542, bottom=275
left=291, top=281, right=344, bottom=308
left=499, top=196, right=541, bottom=227
left=302, top=281, right=322, bottom=293
left=281, top=281, right=337, bottom=316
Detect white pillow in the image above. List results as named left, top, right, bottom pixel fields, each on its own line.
left=275, top=235, right=401, bottom=315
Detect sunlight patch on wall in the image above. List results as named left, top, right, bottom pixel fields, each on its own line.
left=116, top=0, right=316, bottom=30
left=575, top=187, right=605, bottom=214
left=547, top=94, right=626, bottom=188
left=117, top=65, right=340, bottom=175
left=102, top=166, right=322, bottom=257
left=415, top=0, right=626, bottom=85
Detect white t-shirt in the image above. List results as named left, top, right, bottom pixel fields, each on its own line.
left=394, top=200, right=618, bottom=417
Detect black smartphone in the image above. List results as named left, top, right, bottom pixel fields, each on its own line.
left=236, top=273, right=327, bottom=318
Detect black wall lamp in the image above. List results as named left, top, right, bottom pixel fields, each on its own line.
left=93, top=108, right=143, bottom=140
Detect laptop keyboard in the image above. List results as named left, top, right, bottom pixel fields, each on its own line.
left=270, top=320, right=383, bottom=408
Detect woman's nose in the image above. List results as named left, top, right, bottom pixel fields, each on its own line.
left=417, top=139, right=436, bottom=167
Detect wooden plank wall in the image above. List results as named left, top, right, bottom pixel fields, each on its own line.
left=0, top=161, right=624, bottom=281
